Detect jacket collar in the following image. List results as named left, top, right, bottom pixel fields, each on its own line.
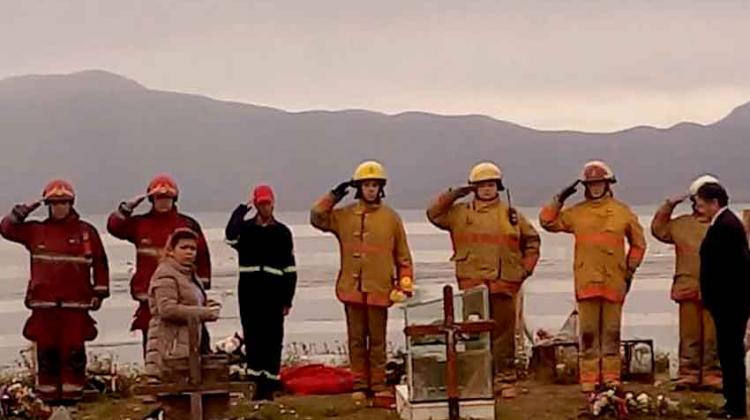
left=251, top=215, right=277, bottom=226
left=164, top=256, right=195, bottom=275
left=45, top=208, right=80, bottom=224
left=471, top=197, right=500, bottom=212
left=585, top=195, right=613, bottom=207
left=710, top=206, right=729, bottom=226
left=355, top=199, right=382, bottom=214
left=148, top=206, right=179, bottom=219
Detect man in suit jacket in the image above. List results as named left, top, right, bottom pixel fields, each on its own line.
left=696, top=182, right=750, bottom=419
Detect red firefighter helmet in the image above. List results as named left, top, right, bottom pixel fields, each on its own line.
left=147, top=174, right=179, bottom=199
left=42, top=179, right=75, bottom=202
left=580, top=160, right=616, bottom=184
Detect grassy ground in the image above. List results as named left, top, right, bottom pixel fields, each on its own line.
left=496, top=380, right=723, bottom=420
left=72, top=377, right=731, bottom=420
left=74, top=393, right=399, bottom=419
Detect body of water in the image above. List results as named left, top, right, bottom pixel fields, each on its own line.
left=0, top=203, right=736, bottom=368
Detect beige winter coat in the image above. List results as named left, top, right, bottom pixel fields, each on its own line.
left=144, top=257, right=214, bottom=380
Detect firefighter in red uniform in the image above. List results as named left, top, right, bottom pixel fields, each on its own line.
left=0, top=180, right=109, bottom=402
left=107, top=174, right=211, bottom=351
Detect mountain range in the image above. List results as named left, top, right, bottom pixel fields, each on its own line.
left=1, top=70, right=748, bottom=213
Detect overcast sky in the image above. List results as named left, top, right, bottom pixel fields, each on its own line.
left=2, top=1, right=749, bottom=132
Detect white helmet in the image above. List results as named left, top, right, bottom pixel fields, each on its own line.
left=689, top=174, right=720, bottom=196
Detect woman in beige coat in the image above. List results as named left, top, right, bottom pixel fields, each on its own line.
left=144, top=228, right=220, bottom=381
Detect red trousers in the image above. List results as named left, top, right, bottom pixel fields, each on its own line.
left=24, top=309, right=97, bottom=401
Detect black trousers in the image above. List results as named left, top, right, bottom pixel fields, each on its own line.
left=711, top=307, right=750, bottom=416
left=238, top=280, right=285, bottom=384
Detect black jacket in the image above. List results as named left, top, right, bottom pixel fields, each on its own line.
left=699, top=208, right=750, bottom=313
left=225, top=205, right=297, bottom=307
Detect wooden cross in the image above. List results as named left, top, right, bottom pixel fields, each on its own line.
left=135, top=318, right=246, bottom=420
left=404, top=285, right=495, bottom=420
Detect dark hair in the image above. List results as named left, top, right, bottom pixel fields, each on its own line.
left=696, top=182, right=729, bottom=207
left=167, top=227, right=199, bottom=249
left=354, top=180, right=386, bottom=200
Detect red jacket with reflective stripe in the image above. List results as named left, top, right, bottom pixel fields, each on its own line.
left=0, top=211, right=109, bottom=308
left=107, top=207, right=211, bottom=302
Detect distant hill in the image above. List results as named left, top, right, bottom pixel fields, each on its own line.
left=1, top=69, right=748, bottom=213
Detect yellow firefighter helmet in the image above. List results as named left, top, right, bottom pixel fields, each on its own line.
left=469, top=162, right=503, bottom=184
left=352, top=160, right=387, bottom=183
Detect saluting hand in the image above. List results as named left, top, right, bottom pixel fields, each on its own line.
left=331, top=180, right=353, bottom=201
left=12, top=201, right=41, bottom=221
left=119, top=194, right=147, bottom=215
left=453, top=185, right=475, bottom=199
left=557, top=180, right=580, bottom=203
left=666, top=193, right=689, bottom=207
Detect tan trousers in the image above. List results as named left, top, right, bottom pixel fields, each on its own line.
left=465, top=292, right=517, bottom=381
left=345, top=303, right=388, bottom=392
left=678, top=301, right=721, bottom=381
left=578, top=299, right=623, bottom=386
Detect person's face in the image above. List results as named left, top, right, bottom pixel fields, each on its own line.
left=360, top=180, right=381, bottom=203
left=694, top=197, right=720, bottom=223
left=475, top=181, right=499, bottom=201
left=48, top=200, right=72, bottom=220
left=153, top=196, right=175, bottom=213
left=585, top=181, right=608, bottom=199
left=256, top=201, right=274, bottom=219
left=171, top=238, right=197, bottom=266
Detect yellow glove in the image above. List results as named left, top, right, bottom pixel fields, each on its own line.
left=390, top=289, right=407, bottom=303
left=399, top=276, right=414, bottom=293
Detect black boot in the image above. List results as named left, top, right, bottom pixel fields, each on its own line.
left=251, top=376, right=273, bottom=401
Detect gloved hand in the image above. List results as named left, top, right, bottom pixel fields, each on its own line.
left=11, top=201, right=41, bottom=222
left=119, top=195, right=146, bottom=216
left=625, top=268, right=636, bottom=293
left=90, top=297, right=102, bottom=311
left=452, top=185, right=475, bottom=199
left=390, top=289, right=408, bottom=304
left=666, top=193, right=689, bottom=207
left=557, top=180, right=580, bottom=203
left=399, top=277, right=414, bottom=296
left=331, top=180, right=353, bottom=201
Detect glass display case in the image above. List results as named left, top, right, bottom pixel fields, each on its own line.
left=402, top=286, right=494, bottom=402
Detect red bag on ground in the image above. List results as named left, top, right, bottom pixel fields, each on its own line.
left=280, top=364, right=354, bottom=395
